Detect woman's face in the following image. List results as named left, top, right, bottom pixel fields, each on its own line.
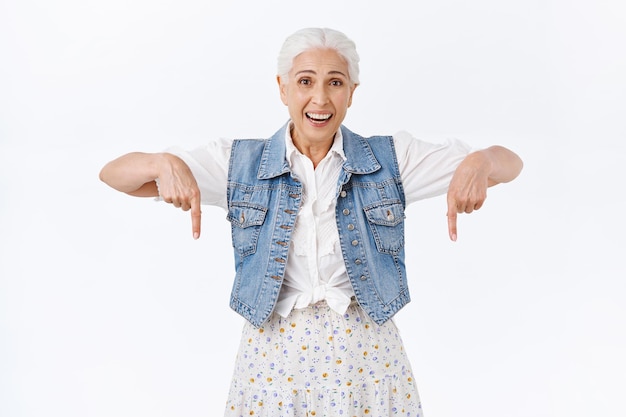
left=278, top=48, right=357, bottom=149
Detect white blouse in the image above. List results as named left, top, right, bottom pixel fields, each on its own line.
left=165, top=123, right=471, bottom=317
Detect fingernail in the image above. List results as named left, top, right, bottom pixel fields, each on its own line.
left=193, top=232, right=199, bottom=240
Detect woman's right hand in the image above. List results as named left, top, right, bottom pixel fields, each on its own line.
left=155, top=153, right=202, bottom=239
left=100, top=152, right=202, bottom=239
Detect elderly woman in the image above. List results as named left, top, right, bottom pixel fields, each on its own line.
left=100, top=28, right=522, bottom=416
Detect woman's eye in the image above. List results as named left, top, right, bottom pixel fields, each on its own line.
left=331, top=80, right=343, bottom=86
left=298, top=79, right=311, bottom=85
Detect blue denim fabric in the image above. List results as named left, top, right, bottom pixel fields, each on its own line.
left=227, top=123, right=408, bottom=327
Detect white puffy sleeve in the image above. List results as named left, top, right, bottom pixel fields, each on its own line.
left=393, top=131, right=472, bottom=205
left=162, top=137, right=234, bottom=209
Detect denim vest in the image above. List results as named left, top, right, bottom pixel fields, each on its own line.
left=227, top=124, right=408, bottom=328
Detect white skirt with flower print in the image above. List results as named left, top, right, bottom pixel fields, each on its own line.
left=224, top=301, right=423, bottom=416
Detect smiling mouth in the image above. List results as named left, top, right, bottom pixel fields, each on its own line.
left=306, top=112, right=332, bottom=123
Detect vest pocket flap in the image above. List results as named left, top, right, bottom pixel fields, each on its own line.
left=227, top=203, right=268, bottom=228
left=363, top=201, right=405, bottom=227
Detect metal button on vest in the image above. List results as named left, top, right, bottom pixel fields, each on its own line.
left=351, top=239, right=359, bottom=246
left=354, top=259, right=362, bottom=265
left=340, top=190, right=347, bottom=198
left=360, top=275, right=367, bottom=281
left=347, top=224, right=355, bottom=231
left=343, top=208, right=350, bottom=215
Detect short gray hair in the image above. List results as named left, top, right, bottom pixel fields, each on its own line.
left=277, top=27, right=360, bottom=85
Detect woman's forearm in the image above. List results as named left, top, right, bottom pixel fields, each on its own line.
left=99, top=152, right=166, bottom=196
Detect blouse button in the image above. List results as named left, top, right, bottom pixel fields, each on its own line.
left=342, top=208, right=350, bottom=215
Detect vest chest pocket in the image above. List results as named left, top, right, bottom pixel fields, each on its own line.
left=363, top=200, right=405, bottom=254
left=227, top=202, right=268, bottom=256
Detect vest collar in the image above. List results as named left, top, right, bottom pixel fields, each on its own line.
left=257, top=122, right=381, bottom=179
left=339, top=125, right=381, bottom=175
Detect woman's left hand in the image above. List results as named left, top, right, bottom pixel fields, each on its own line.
left=446, top=151, right=491, bottom=241
left=446, top=145, right=523, bottom=241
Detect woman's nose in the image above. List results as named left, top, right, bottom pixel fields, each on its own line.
left=311, top=84, right=329, bottom=105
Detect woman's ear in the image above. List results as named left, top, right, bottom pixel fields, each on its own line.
left=277, top=75, right=288, bottom=105
left=348, top=83, right=359, bottom=108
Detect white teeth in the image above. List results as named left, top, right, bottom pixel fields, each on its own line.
left=306, top=113, right=331, bottom=121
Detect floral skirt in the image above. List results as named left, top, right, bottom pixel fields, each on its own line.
left=224, top=301, right=423, bottom=416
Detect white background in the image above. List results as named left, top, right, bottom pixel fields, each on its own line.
left=1, top=1, right=625, bottom=416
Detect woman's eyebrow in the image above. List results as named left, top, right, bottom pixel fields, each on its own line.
left=295, top=69, right=348, bottom=77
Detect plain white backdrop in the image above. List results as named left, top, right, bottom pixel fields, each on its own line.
left=1, top=1, right=625, bottom=416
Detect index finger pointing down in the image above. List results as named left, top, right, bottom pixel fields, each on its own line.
left=191, top=197, right=201, bottom=240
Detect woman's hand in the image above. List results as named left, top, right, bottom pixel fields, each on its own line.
left=446, top=146, right=523, bottom=241
left=446, top=151, right=490, bottom=241
left=155, top=154, right=202, bottom=239
left=100, top=152, right=202, bottom=239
